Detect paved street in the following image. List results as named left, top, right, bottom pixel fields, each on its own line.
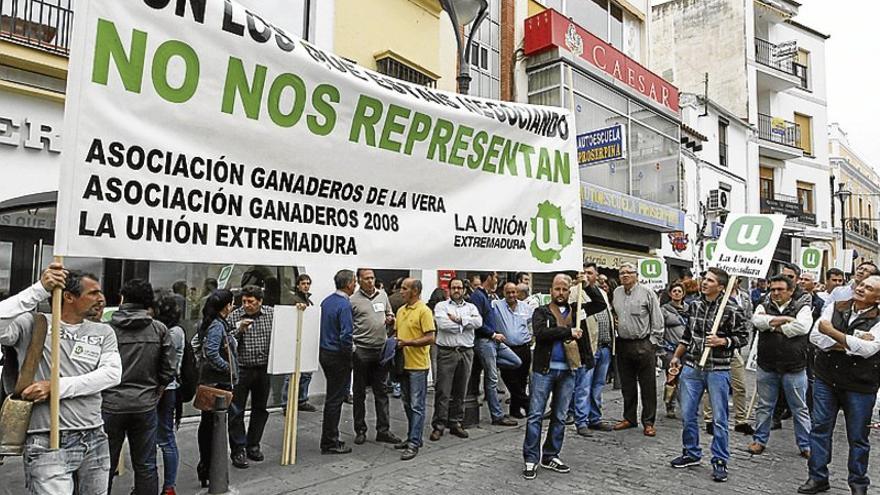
left=1, top=374, right=873, bottom=495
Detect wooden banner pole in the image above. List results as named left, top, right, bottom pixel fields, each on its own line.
left=698, top=275, right=738, bottom=368
left=289, top=309, right=305, bottom=465
left=49, top=255, right=63, bottom=450
left=745, top=390, right=759, bottom=420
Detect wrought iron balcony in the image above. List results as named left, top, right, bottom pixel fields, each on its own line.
left=0, top=0, right=72, bottom=56
left=755, top=38, right=809, bottom=90
left=758, top=113, right=802, bottom=150
left=844, top=218, right=880, bottom=242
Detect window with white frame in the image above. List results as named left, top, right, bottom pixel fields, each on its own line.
left=468, top=0, right=500, bottom=99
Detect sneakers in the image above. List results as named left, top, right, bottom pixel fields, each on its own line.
left=540, top=457, right=571, bottom=473
left=670, top=453, right=701, bottom=469
left=711, top=459, right=728, bottom=482
left=522, top=462, right=538, bottom=480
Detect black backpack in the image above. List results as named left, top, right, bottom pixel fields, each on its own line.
left=177, top=338, right=199, bottom=403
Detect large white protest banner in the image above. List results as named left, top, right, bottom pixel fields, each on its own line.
left=55, top=0, right=582, bottom=271
left=708, top=214, right=786, bottom=279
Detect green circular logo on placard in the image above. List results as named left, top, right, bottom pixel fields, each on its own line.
left=724, top=216, right=774, bottom=252
left=530, top=201, right=574, bottom=264
left=640, top=259, right=663, bottom=278
left=802, top=248, right=821, bottom=269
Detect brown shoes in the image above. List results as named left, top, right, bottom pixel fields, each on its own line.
left=612, top=420, right=636, bottom=431
left=643, top=425, right=656, bottom=437
left=799, top=450, right=811, bottom=459
left=747, top=442, right=765, bottom=455
left=429, top=429, right=443, bottom=441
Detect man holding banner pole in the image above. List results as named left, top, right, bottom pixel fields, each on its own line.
left=669, top=267, right=748, bottom=482
left=0, top=264, right=122, bottom=494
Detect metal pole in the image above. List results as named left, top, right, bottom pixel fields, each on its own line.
left=209, top=395, right=229, bottom=494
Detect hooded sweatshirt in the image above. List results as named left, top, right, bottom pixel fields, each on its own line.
left=102, top=304, right=175, bottom=413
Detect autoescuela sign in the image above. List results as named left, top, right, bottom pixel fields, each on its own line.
left=577, top=124, right=626, bottom=166
left=54, top=0, right=583, bottom=271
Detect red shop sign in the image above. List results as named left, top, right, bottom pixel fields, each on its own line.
left=524, top=9, right=679, bottom=114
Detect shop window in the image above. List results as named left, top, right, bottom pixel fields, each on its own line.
left=796, top=181, right=814, bottom=214
left=794, top=112, right=813, bottom=156
left=759, top=167, right=774, bottom=200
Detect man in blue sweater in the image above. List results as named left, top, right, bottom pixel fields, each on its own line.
left=319, top=269, right=357, bottom=455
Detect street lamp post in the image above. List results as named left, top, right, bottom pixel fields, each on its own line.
left=835, top=182, right=851, bottom=253
left=440, top=0, right=489, bottom=428
left=440, top=0, right=489, bottom=95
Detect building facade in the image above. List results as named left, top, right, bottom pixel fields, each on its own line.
left=828, top=123, right=880, bottom=267
left=651, top=0, right=833, bottom=277
left=521, top=0, right=685, bottom=284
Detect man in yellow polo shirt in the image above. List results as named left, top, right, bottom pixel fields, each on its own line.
left=394, top=278, right=436, bottom=461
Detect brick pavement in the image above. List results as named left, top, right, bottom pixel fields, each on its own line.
left=0, top=374, right=874, bottom=495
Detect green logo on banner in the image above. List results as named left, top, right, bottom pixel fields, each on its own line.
left=640, top=259, right=663, bottom=278
left=802, top=248, right=821, bottom=269
left=530, top=201, right=574, bottom=263
left=724, top=216, right=774, bottom=252
left=705, top=241, right=717, bottom=261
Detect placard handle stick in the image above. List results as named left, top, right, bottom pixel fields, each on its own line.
left=282, top=308, right=305, bottom=465
left=698, top=275, right=738, bottom=367
left=50, top=255, right=63, bottom=450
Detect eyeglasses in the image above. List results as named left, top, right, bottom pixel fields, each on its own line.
left=620, top=271, right=635, bottom=275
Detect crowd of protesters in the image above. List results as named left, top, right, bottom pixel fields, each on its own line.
left=1, top=259, right=880, bottom=495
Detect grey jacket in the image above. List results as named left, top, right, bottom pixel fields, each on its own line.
left=102, top=304, right=175, bottom=414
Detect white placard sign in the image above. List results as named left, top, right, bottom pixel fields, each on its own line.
left=268, top=305, right=320, bottom=374
left=799, top=246, right=823, bottom=279
left=836, top=249, right=855, bottom=273
left=708, top=214, right=786, bottom=279
left=54, top=0, right=582, bottom=272
left=637, top=258, right=666, bottom=291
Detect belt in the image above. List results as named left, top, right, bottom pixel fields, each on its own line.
left=437, top=345, right=472, bottom=352
left=617, top=335, right=650, bottom=342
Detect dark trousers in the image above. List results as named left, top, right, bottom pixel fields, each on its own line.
left=320, top=348, right=353, bottom=450
left=103, top=409, right=159, bottom=495
left=228, top=364, right=271, bottom=453
left=617, top=337, right=657, bottom=426
left=196, top=383, right=233, bottom=470
left=500, top=344, right=532, bottom=416
left=432, top=346, right=474, bottom=429
left=352, top=346, right=391, bottom=435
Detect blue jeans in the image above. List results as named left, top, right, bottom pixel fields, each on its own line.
left=568, top=366, right=593, bottom=427
left=522, top=369, right=576, bottom=464
left=808, top=377, right=876, bottom=488
left=474, top=338, right=522, bottom=421
left=281, top=372, right=313, bottom=406
left=753, top=367, right=811, bottom=451
left=679, top=365, right=730, bottom=463
left=157, top=388, right=179, bottom=490
left=587, top=346, right=612, bottom=425
left=401, top=370, right=428, bottom=448
left=23, top=428, right=110, bottom=495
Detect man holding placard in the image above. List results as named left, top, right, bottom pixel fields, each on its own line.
left=0, top=264, right=122, bottom=494
left=799, top=275, right=880, bottom=495
left=669, top=267, right=748, bottom=482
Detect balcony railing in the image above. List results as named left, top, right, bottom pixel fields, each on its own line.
left=846, top=218, right=880, bottom=242
left=758, top=113, right=802, bottom=150
left=755, top=38, right=809, bottom=89
left=0, top=0, right=72, bottom=56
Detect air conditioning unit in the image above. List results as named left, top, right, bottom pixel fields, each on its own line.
left=707, top=189, right=730, bottom=213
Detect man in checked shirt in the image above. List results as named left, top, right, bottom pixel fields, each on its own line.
left=227, top=285, right=275, bottom=469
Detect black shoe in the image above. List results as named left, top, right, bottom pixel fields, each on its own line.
left=298, top=401, right=318, bottom=412
left=400, top=446, right=419, bottom=461
left=576, top=426, right=593, bottom=437
left=797, top=479, right=830, bottom=494
left=393, top=441, right=409, bottom=450
left=564, top=414, right=575, bottom=425
left=343, top=394, right=353, bottom=404
left=321, top=442, right=352, bottom=455
left=196, top=462, right=209, bottom=488
left=450, top=425, right=469, bottom=439
left=705, top=422, right=714, bottom=436
left=734, top=423, right=755, bottom=435
left=231, top=451, right=249, bottom=469
left=376, top=432, right=402, bottom=444
left=522, top=462, right=538, bottom=480
left=780, top=409, right=792, bottom=420
left=587, top=422, right=613, bottom=432
left=771, top=418, right=782, bottom=430
left=850, top=484, right=867, bottom=495
left=354, top=432, right=366, bottom=445
left=711, top=459, right=728, bottom=482
left=540, top=456, right=571, bottom=473
left=510, top=408, right=526, bottom=419
left=492, top=416, right=518, bottom=426
left=245, top=446, right=264, bottom=462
